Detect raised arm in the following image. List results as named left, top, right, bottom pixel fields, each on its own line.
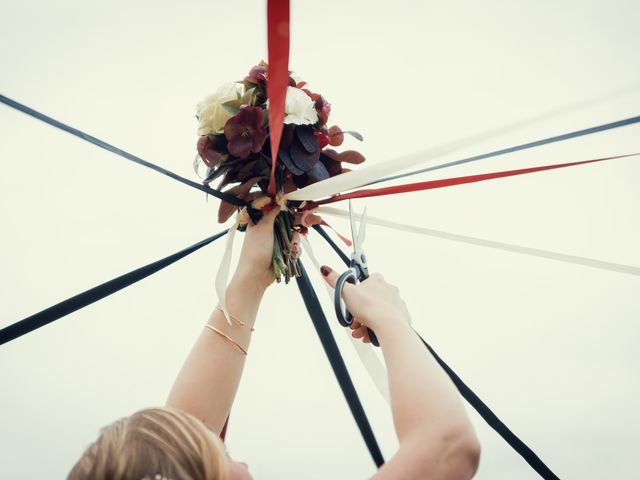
left=321, top=267, right=480, bottom=479
left=166, top=206, right=280, bottom=435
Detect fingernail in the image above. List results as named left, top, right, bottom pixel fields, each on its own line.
left=320, top=265, right=332, bottom=277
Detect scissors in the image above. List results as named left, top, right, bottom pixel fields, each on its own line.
left=333, top=200, right=380, bottom=347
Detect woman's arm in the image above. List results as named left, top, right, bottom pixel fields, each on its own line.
left=166, top=207, right=280, bottom=435
left=321, top=267, right=481, bottom=479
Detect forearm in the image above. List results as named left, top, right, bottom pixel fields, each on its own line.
left=375, top=318, right=480, bottom=476
left=377, top=320, right=473, bottom=441
left=166, top=271, right=266, bottom=435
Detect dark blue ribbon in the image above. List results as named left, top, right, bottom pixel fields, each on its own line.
left=0, top=230, right=228, bottom=346
left=369, top=115, right=640, bottom=186
left=0, top=94, right=245, bottom=206
left=296, top=261, right=385, bottom=468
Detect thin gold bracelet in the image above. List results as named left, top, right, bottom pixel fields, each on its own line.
left=204, top=324, right=248, bottom=355
left=216, top=305, right=255, bottom=331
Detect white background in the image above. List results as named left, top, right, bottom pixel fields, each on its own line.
left=1, top=0, right=639, bottom=478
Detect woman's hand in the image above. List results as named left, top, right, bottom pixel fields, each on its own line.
left=233, top=205, right=281, bottom=290
left=320, top=265, right=411, bottom=341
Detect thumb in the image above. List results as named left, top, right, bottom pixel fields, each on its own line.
left=254, top=203, right=280, bottom=228
left=320, top=265, right=340, bottom=288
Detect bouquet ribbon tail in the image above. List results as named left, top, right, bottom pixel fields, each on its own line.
left=215, top=218, right=240, bottom=325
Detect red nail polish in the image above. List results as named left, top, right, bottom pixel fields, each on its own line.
left=320, top=265, right=332, bottom=277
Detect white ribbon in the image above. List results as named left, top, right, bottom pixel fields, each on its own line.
left=215, top=217, right=240, bottom=325
left=285, top=136, right=488, bottom=201
left=318, top=206, right=640, bottom=276
left=285, top=83, right=640, bottom=202
left=300, top=234, right=391, bottom=403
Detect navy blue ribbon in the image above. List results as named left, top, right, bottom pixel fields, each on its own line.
left=296, top=261, right=385, bottom=468
left=369, top=115, right=640, bottom=186
left=0, top=230, right=228, bottom=346
left=0, top=94, right=245, bottom=206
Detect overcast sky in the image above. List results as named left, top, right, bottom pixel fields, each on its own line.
left=1, top=1, right=639, bottom=479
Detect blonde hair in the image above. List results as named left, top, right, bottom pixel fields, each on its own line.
left=68, top=407, right=229, bottom=480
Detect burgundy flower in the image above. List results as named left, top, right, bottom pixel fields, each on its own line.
left=302, top=89, right=331, bottom=125
left=314, top=95, right=331, bottom=125
left=224, top=107, right=267, bottom=159
left=245, top=64, right=267, bottom=86
left=314, top=130, right=330, bottom=149
left=197, top=135, right=223, bottom=167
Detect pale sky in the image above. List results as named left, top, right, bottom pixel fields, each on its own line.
left=1, top=1, right=639, bottom=479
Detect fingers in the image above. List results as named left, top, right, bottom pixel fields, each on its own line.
left=262, top=204, right=281, bottom=223
left=320, top=265, right=339, bottom=288
left=369, top=272, right=384, bottom=281
left=351, top=325, right=371, bottom=343
left=248, top=204, right=281, bottom=230
left=291, top=231, right=302, bottom=259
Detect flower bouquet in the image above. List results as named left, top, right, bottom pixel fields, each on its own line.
left=194, top=62, right=365, bottom=283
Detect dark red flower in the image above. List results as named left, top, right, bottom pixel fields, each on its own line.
left=245, top=64, right=267, bottom=86
left=314, top=95, right=331, bottom=125
left=302, top=89, right=331, bottom=125
left=197, top=135, right=223, bottom=167
left=224, top=107, right=267, bottom=159
left=313, top=130, right=330, bottom=149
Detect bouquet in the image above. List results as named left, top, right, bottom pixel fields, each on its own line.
left=194, top=62, right=365, bottom=283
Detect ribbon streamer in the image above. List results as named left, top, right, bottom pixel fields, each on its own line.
left=285, top=115, right=640, bottom=202
left=215, top=219, right=240, bottom=324
left=416, top=335, right=560, bottom=480
left=0, top=95, right=246, bottom=206
left=266, top=0, right=290, bottom=195
left=319, top=207, right=640, bottom=276
left=371, top=116, right=640, bottom=186
left=296, top=261, right=385, bottom=468
left=0, top=230, right=228, bottom=346
left=308, top=153, right=639, bottom=207
left=300, top=234, right=390, bottom=403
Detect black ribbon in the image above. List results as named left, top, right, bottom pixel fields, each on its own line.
left=313, top=226, right=560, bottom=479
left=0, top=94, right=245, bottom=206
left=0, top=230, right=228, bottom=346
left=368, top=115, right=640, bottom=186
left=311, top=224, right=350, bottom=265
left=417, top=336, right=560, bottom=479
left=296, top=261, right=385, bottom=468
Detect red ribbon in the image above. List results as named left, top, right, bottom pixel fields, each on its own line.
left=306, top=153, right=638, bottom=207
left=320, top=220, right=353, bottom=247
left=266, top=0, right=290, bottom=196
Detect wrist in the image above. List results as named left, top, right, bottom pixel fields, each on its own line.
left=365, top=307, right=412, bottom=334
left=229, top=269, right=269, bottom=297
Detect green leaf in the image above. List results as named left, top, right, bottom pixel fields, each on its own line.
left=221, top=104, right=240, bottom=116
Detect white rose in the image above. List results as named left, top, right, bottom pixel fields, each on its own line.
left=196, top=82, right=245, bottom=135
left=284, top=86, right=318, bottom=125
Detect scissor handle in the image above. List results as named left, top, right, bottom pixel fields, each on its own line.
left=334, top=270, right=380, bottom=347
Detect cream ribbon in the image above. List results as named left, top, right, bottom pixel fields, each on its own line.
left=215, top=217, right=240, bottom=325
left=300, top=234, right=391, bottom=403
left=284, top=83, right=640, bottom=202
left=318, top=206, right=640, bottom=276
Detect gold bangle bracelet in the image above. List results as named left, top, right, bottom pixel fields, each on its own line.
left=204, top=324, right=248, bottom=355
left=216, top=305, right=255, bottom=332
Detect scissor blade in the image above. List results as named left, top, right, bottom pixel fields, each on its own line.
left=348, top=199, right=357, bottom=251
left=356, top=206, right=367, bottom=250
